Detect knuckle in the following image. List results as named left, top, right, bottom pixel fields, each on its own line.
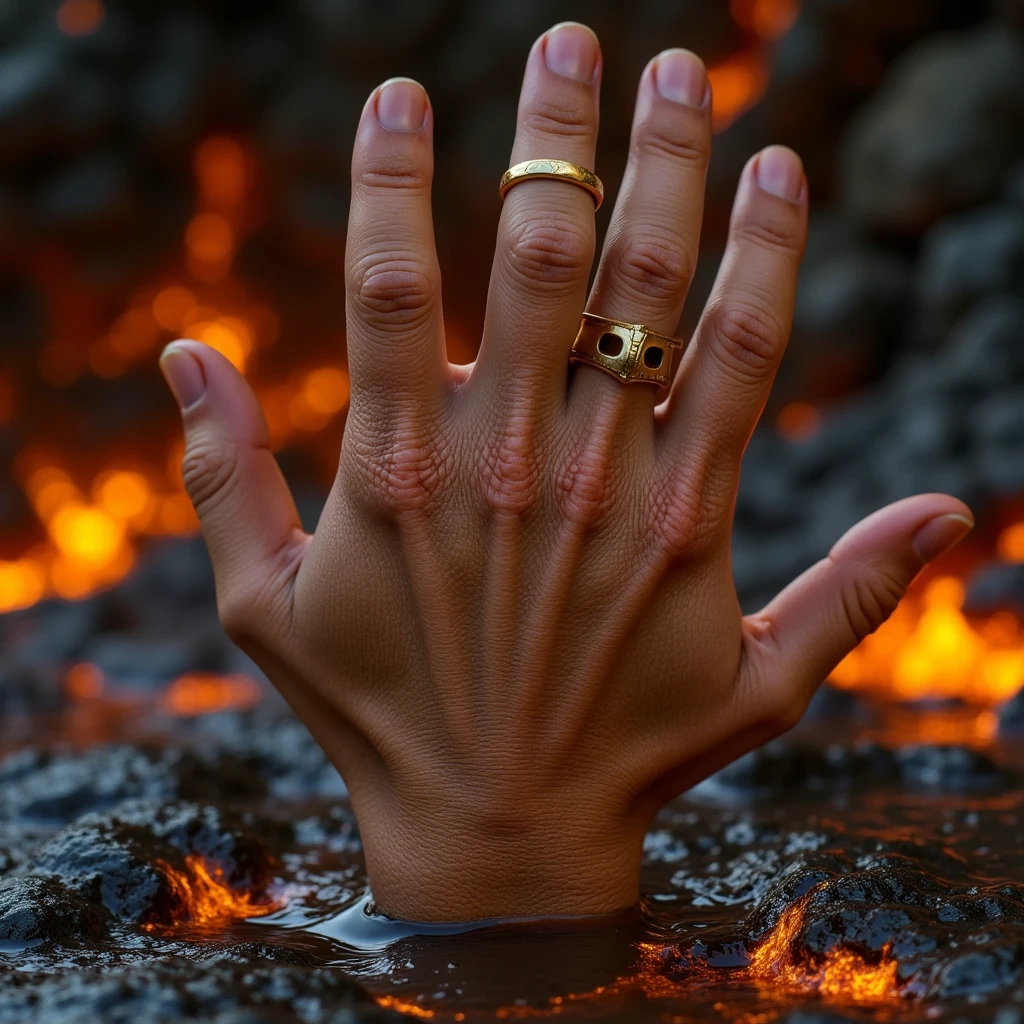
left=479, top=423, right=543, bottom=517
left=633, top=125, right=709, bottom=169
left=611, top=233, right=694, bottom=305
left=555, top=438, right=618, bottom=529
left=350, top=426, right=449, bottom=517
left=348, top=252, right=437, bottom=331
left=708, top=301, right=784, bottom=383
left=836, top=565, right=907, bottom=642
left=521, top=100, right=596, bottom=144
left=647, top=460, right=722, bottom=558
left=181, top=437, right=240, bottom=519
left=503, top=213, right=592, bottom=290
left=356, top=151, right=431, bottom=194
left=733, top=212, right=803, bottom=256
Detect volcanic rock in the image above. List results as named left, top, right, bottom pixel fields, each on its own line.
left=0, top=875, right=108, bottom=946
left=842, top=24, right=1024, bottom=234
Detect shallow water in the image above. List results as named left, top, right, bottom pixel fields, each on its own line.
left=2, top=698, right=1024, bottom=1022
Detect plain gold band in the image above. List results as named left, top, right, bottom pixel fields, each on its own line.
left=498, top=159, right=604, bottom=210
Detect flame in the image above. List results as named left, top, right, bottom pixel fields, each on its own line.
left=831, top=571, right=1024, bottom=706
left=375, top=996, right=437, bottom=1019
left=161, top=673, right=262, bottom=716
left=145, top=854, right=281, bottom=931
left=750, top=896, right=900, bottom=1004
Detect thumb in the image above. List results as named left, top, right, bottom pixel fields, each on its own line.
left=742, top=494, right=974, bottom=717
left=159, top=340, right=306, bottom=640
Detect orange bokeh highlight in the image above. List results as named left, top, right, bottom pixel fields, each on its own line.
left=185, top=212, right=234, bottom=265
left=161, top=673, right=262, bottom=717
left=708, top=48, right=771, bottom=132
left=152, top=287, right=198, bottom=333
left=194, top=137, right=248, bottom=209
left=776, top=401, right=821, bottom=442
left=998, top=522, right=1024, bottom=564
left=66, top=662, right=104, bottom=700
left=731, top=0, right=800, bottom=40
left=57, top=0, right=104, bottom=37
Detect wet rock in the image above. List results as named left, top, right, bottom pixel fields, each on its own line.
left=0, top=956, right=401, bottom=1023
left=32, top=801, right=280, bottom=926
left=0, top=875, right=108, bottom=946
left=0, top=745, right=266, bottom=824
left=705, top=740, right=1015, bottom=797
left=842, top=25, right=1024, bottom=234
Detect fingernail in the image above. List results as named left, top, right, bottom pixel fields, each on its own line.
left=160, top=344, right=206, bottom=410
left=756, top=145, right=804, bottom=202
left=654, top=49, right=708, bottom=107
left=377, top=77, right=427, bottom=132
left=912, top=513, right=974, bottom=563
left=544, top=22, right=599, bottom=82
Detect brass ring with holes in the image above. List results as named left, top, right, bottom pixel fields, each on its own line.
left=569, top=312, right=686, bottom=386
left=498, top=159, right=604, bottom=210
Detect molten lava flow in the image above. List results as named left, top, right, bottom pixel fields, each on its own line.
left=831, top=571, right=1024, bottom=706
left=161, top=673, right=262, bottom=717
left=146, top=854, right=281, bottom=931
left=749, top=896, right=900, bottom=1005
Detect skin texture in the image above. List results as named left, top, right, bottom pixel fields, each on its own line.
left=159, top=24, right=974, bottom=922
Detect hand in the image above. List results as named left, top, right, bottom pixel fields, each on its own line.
left=159, top=23, right=973, bottom=922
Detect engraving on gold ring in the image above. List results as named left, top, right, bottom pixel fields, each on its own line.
left=569, top=312, right=686, bottom=386
left=498, top=159, right=604, bottom=210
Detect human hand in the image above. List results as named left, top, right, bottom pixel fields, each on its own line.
left=159, top=23, right=973, bottom=922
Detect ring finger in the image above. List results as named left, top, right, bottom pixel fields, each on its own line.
left=573, top=49, right=711, bottom=424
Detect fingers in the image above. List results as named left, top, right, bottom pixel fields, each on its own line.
left=662, top=146, right=808, bottom=458
left=738, top=495, right=974, bottom=730
left=346, top=77, right=446, bottom=426
left=578, top=49, right=710, bottom=414
left=160, top=341, right=307, bottom=643
left=474, top=23, right=601, bottom=402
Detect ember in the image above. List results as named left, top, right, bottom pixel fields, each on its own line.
left=161, top=673, right=262, bottom=717
left=145, top=854, right=281, bottom=932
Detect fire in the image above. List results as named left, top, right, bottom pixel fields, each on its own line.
left=831, top=572, right=1024, bottom=706
left=750, top=896, right=900, bottom=1004
left=375, top=996, right=437, bottom=1019
left=146, top=854, right=281, bottom=931
left=161, top=673, right=262, bottom=717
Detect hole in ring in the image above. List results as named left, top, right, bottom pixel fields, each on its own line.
left=597, top=332, right=624, bottom=358
left=643, top=346, right=664, bottom=369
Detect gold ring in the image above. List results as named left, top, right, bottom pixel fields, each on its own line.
left=498, top=159, right=604, bottom=210
left=569, top=312, right=686, bottom=386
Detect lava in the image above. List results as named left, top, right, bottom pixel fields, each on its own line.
left=146, top=854, right=281, bottom=931
left=831, top=571, right=1024, bottom=705
left=749, top=895, right=901, bottom=1005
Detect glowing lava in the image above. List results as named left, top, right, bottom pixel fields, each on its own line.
left=146, top=854, right=281, bottom=931
left=750, top=895, right=900, bottom=1005
left=831, top=571, right=1024, bottom=706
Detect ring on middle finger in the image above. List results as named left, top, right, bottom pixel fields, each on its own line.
left=569, top=312, right=686, bottom=386
left=499, top=158, right=604, bottom=210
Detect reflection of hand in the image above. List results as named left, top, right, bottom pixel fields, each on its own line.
left=160, top=23, right=973, bottom=922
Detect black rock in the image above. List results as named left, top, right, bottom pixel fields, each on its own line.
left=842, top=25, right=1024, bottom=234
left=0, top=875, right=108, bottom=946
left=965, top=562, right=1024, bottom=617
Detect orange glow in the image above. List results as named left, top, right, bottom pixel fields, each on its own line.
left=162, top=673, right=262, bottom=717
left=708, top=48, right=770, bottom=132
left=57, top=0, right=104, bottom=37
left=0, top=376, right=14, bottom=425
left=95, top=471, right=153, bottom=522
left=49, top=504, right=126, bottom=565
left=375, top=996, right=437, bottom=1019
left=146, top=855, right=281, bottom=931
left=831, top=572, right=1024, bottom=705
left=66, top=662, right=104, bottom=700
left=0, top=559, right=47, bottom=613
left=301, top=366, right=350, bottom=415
left=731, top=0, right=800, bottom=39
left=998, top=522, right=1024, bottom=564
left=776, top=401, right=820, bottom=442
left=193, top=318, right=253, bottom=372
left=195, top=137, right=248, bottom=209
left=185, top=213, right=235, bottom=264
left=152, top=287, right=198, bottom=332
left=750, top=895, right=900, bottom=1004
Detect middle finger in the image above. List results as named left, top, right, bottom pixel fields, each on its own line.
left=472, top=22, right=602, bottom=407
